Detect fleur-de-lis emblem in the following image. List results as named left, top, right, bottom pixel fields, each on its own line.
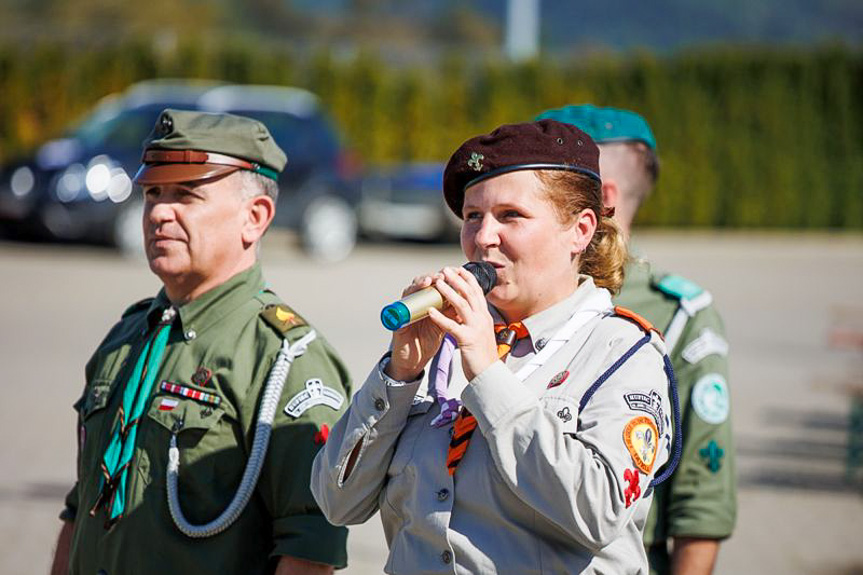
left=467, top=152, right=484, bottom=171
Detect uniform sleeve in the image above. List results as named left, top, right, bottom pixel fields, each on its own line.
left=462, top=330, right=672, bottom=552
left=255, top=333, right=353, bottom=568
left=665, top=305, right=736, bottom=539
left=310, top=355, right=422, bottom=526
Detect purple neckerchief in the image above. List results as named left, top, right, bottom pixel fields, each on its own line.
left=429, top=334, right=461, bottom=428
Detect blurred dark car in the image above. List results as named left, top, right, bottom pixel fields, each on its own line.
left=0, top=80, right=361, bottom=261
left=358, top=162, right=459, bottom=242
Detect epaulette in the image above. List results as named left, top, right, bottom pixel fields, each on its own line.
left=654, top=274, right=703, bottom=300
left=653, top=274, right=713, bottom=316
left=613, top=305, right=662, bottom=338
left=260, top=303, right=308, bottom=335
left=121, top=297, right=154, bottom=319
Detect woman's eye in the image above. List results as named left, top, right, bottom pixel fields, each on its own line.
left=501, top=210, right=522, bottom=219
left=464, top=211, right=482, bottom=221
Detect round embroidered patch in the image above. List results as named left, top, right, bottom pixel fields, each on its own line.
left=692, top=373, right=730, bottom=424
left=623, top=416, right=659, bottom=474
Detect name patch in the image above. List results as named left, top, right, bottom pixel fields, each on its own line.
left=623, top=389, right=665, bottom=436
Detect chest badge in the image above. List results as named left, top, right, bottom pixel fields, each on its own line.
left=284, top=378, right=344, bottom=418
left=191, top=367, right=213, bottom=387
left=623, top=416, right=658, bottom=474
left=547, top=370, right=569, bottom=389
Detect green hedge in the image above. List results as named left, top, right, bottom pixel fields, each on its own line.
left=0, top=39, right=860, bottom=228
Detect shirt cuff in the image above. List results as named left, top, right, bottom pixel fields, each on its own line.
left=271, top=514, right=348, bottom=568
left=379, top=353, right=424, bottom=388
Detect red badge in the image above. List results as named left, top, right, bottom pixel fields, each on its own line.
left=191, top=367, right=213, bottom=387
left=547, top=370, right=569, bottom=389
left=314, top=424, right=330, bottom=445
left=623, top=468, right=641, bottom=508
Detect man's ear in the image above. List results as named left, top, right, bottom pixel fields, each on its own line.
left=242, top=194, right=276, bottom=247
left=601, top=179, right=620, bottom=211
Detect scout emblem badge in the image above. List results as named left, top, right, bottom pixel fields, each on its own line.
left=623, top=416, right=658, bottom=474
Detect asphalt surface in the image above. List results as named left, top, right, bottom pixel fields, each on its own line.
left=1, top=231, right=862, bottom=575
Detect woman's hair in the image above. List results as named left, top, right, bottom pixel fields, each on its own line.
left=535, top=170, right=628, bottom=294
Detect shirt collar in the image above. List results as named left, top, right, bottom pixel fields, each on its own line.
left=498, top=275, right=600, bottom=353
left=145, top=263, right=266, bottom=338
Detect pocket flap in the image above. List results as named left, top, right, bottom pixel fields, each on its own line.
left=147, top=396, right=225, bottom=433
left=80, top=381, right=113, bottom=419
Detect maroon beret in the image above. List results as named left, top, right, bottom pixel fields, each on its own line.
left=443, top=119, right=601, bottom=217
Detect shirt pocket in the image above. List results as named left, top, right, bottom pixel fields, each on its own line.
left=143, top=390, right=245, bottom=520
left=386, top=397, right=434, bottom=477
left=76, top=380, right=114, bottom=476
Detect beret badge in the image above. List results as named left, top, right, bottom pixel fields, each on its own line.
left=467, top=152, right=484, bottom=172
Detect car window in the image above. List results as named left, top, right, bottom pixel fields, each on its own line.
left=225, top=110, right=340, bottom=166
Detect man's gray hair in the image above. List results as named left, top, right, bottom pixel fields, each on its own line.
left=239, top=170, right=280, bottom=203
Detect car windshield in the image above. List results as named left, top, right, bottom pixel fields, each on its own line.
left=72, top=104, right=190, bottom=152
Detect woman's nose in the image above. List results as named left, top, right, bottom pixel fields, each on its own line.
left=473, top=215, right=500, bottom=248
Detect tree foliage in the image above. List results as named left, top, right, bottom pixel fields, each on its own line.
left=0, top=40, right=860, bottom=228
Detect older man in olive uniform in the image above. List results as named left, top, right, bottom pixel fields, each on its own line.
left=537, top=105, right=736, bottom=575
left=50, top=110, right=351, bottom=575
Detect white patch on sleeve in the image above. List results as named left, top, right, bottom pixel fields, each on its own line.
left=691, top=373, right=730, bottom=424
left=681, top=328, right=729, bottom=364
left=284, top=378, right=344, bottom=418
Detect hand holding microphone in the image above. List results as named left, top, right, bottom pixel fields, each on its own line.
left=381, top=262, right=497, bottom=331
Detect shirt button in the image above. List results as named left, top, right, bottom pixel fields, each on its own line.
left=441, top=550, right=452, bottom=564
left=437, top=488, right=450, bottom=501
left=184, top=329, right=197, bottom=341
left=374, top=398, right=386, bottom=411
left=536, top=337, right=547, bottom=350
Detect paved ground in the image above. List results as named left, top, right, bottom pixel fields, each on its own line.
left=1, top=231, right=862, bottom=575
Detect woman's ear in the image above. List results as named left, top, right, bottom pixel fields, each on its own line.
left=572, top=207, right=598, bottom=256
left=242, top=194, right=276, bottom=248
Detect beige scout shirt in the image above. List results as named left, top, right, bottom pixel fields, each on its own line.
left=312, top=278, right=672, bottom=574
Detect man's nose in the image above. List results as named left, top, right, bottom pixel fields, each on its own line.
left=146, top=198, right=175, bottom=225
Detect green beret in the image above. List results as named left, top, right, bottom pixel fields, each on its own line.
left=133, top=109, right=287, bottom=185
left=442, top=119, right=601, bottom=218
left=536, top=105, right=657, bottom=150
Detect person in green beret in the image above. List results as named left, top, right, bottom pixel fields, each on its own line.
left=537, top=105, right=736, bottom=575
left=49, top=109, right=352, bottom=575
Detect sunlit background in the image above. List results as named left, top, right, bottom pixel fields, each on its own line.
left=0, top=1, right=861, bottom=574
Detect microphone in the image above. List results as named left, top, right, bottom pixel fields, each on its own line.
left=380, top=262, right=497, bottom=331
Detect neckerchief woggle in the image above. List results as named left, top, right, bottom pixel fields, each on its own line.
left=93, top=307, right=175, bottom=524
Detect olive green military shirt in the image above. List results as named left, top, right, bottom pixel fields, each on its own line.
left=615, top=259, right=736, bottom=575
left=62, top=263, right=351, bottom=575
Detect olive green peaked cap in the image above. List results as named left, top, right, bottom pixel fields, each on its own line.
left=134, top=109, right=287, bottom=185
left=536, top=105, right=657, bottom=150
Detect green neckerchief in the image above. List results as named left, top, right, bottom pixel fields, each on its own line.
left=93, top=307, right=175, bottom=525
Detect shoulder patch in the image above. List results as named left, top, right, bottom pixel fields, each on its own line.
left=122, top=297, right=154, bottom=318
left=260, top=304, right=307, bottom=334
left=692, top=373, right=730, bottom=424
left=614, top=306, right=659, bottom=335
left=655, top=274, right=704, bottom=301
left=623, top=416, right=659, bottom=474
